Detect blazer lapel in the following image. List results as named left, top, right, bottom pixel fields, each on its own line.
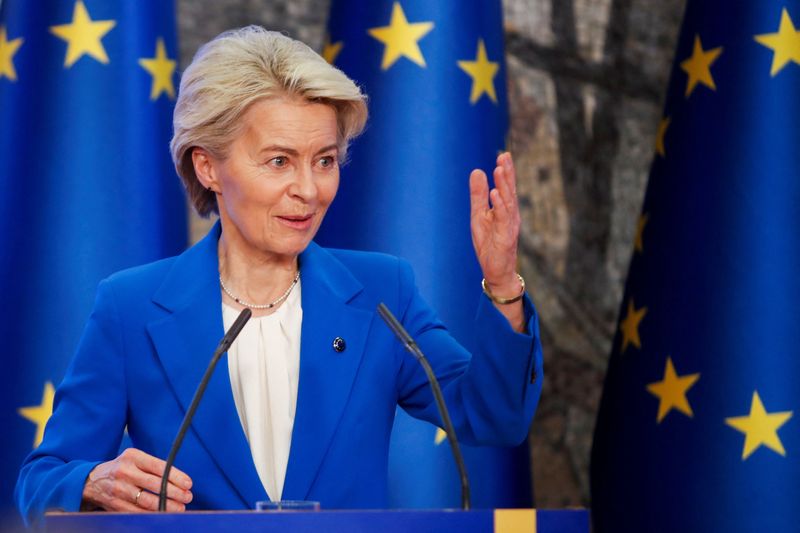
left=146, top=223, right=267, bottom=508
left=282, top=243, right=374, bottom=501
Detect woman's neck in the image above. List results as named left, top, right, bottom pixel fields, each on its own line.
left=217, top=228, right=299, bottom=316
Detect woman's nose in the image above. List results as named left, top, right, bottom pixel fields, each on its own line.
left=289, top=165, right=317, bottom=200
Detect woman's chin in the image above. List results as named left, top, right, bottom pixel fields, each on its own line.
left=270, top=237, right=315, bottom=259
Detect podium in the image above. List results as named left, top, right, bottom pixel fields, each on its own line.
left=44, top=509, right=589, bottom=532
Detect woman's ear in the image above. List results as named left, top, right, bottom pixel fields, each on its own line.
left=192, top=147, right=219, bottom=192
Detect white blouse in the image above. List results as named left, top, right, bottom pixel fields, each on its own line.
left=222, top=280, right=302, bottom=501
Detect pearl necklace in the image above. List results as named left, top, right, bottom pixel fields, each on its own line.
left=219, top=271, right=300, bottom=310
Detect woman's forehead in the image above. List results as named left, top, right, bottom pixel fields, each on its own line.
left=238, top=98, right=338, bottom=149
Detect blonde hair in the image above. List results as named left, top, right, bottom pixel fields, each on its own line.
left=170, top=26, right=368, bottom=217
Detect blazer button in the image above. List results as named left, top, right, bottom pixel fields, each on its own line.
left=332, top=337, right=346, bottom=353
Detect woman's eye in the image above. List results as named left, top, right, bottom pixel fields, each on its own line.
left=269, top=156, right=287, bottom=168
left=319, top=156, right=336, bottom=168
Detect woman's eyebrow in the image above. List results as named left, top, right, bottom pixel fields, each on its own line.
left=315, top=144, right=339, bottom=156
left=258, top=144, right=339, bottom=156
left=259, top=145, right=299, bottom=156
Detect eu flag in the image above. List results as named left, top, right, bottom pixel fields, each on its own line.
left=318, top=1, right=532, bottom=508
left=0, top=0, right=186, bottom=523
left=591, top=1, right=800, bottom=530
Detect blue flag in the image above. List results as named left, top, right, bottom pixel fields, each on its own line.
left=591, top=1, right=800, bottom=530
left=0, top=0, right=186, bottom=523
left=319, top=1, right=531, bottom=508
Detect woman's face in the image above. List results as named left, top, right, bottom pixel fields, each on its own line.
left=208, top=98, right=340, bottom=262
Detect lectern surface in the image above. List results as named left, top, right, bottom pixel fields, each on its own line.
left=44, top=508, right=589, bottom=533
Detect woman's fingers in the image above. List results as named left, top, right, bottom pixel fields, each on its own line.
left=132, top=449, right=192, bottom=489
left=82, top=448, right=192, bottom=512
left=501, top=152, right=518, bottom=197
left=131, top=450, right=193, bottom=495
left=488, top=165, right=518, bottom=242
left=493, top=163, right=511, bottom=215
left=128, top=449, right=193, bottom=506
left=469, top=169, right=491, bottom=248
left=102, top=481, right=185, bottom=513
left=472, top=153, right=518, bottom=215
left=494, top=153, right=519, bottom=223
left=134, top=489, right=187, bottom=512
left=489, top=187, right=507, bottom=221
left=470, top=155, right=521, bottom=240
left=126, top=468, right=193, bottom=506
left=469, top=169, right=489, bottom=218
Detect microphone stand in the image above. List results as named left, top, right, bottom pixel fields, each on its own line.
left=158, top=308, right=252, bottom=511
left=377, top=303, right=471, bottom=510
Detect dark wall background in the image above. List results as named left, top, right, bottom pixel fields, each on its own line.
left=179, top=0, right=687, bottom=507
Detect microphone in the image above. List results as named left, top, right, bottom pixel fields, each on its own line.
left=158, top=307, right=252, bottom=511
left=376, top=303, right=471, bottom=510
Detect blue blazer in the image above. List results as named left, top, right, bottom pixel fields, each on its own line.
left=16, top=223, right=543, bottom=523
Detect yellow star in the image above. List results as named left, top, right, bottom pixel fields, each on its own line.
left=0, top=26, right=24, bottom=81
left=368, top=2, right=434, bottom=70
left=434, top=427, right=447, bottom=445
left=726, top=391, right=793, bottom=460
left=654, top=116, right=670, bottom=157
left=18, top=382, right=55, bottom=448
left=619, top=299, right=647, bottom=353
left=322, top=37, right=343, bottom=65
left=646, top=357, right=700, bottom=423
left=679, top=35, right=723, bottom=98
left=755, top=8, right=800, bottom=76
left=49, top=0, right=116, bottom=68
left=634, top=213, right=648, bottom=254
left=457, top=39, right=500, bottom=104
left=138, top=38, right=176, bottom=100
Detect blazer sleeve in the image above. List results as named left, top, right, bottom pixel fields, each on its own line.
left=393, top=259, right=543, bottom=446
left=15, top=279, right=129, bottom=526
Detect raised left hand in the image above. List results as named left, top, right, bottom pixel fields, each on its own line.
left=469, top=152, right=525, bottom=331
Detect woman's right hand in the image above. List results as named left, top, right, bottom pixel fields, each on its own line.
left=81, top=448, right=193, bottom=512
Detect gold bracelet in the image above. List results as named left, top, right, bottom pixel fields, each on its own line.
left=481, top=273, right=526, bottom=304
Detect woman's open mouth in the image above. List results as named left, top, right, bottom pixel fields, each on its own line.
left=277, top=213, right=315, bottom=230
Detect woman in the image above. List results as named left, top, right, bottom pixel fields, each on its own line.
left=15, top=26, right=542, bottom=522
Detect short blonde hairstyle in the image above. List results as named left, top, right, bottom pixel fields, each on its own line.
left=170, top=26, right=368, bottom=217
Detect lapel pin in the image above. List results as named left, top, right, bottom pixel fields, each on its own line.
left=332, top=337, right=346, bottom=353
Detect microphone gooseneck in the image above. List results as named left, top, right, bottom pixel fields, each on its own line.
left=158, top=307, right=252, bottom=512
left=377, top=302, right=471, bottom=511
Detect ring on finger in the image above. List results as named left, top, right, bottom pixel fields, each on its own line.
left=134, top=488, right=144, bottom=506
